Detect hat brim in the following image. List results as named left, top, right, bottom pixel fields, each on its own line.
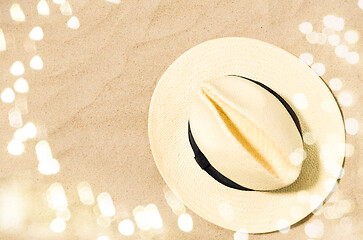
left=148, top=37, right=345, bottom=233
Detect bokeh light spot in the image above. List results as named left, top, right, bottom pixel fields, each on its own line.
left=145, top=204, right=163, bottom=229
left=328, top=34, right=340, bottom=46
left=38, top=158, right=60, bottom=175
left=8, top=107, right=23, bottom=128
left=299, top=22, right=313, bottom=34
left=7, top=139, right=25, bottom=155
left=335, top=44, right=348, bottom=58
left=118, top=219, right=135, bottom=236
left=50, top=218, right=66, bottom=233
left=276, top=219, right=290, bottom=234
left=60, top=1, right=72, bottom=16
left=56, top=208, right=71, bottom=221
left=345, top=118, right=359, bottom=135
left=306, top=32, right=318, bottom=44
left=29, top=27, right=44, bottom=40
left=10, top=61, right=25, bottom=76
left=30, top=55, right=43, bottom=70
left=323, top=15, right=336, bottom=28
left=36, top=140, right=53, bottom=162
left=303, top=132, right=316, bottom=145
left=47, top=183, right=68, bottom=211
left=324, top=15, right=344, bottom=31
left=67, top=16, right=80, bottom=29
left=14, top=128, right=27, bottom=142
left=53, top=0, right=66, bottom=4
left=310, top=195, right=323, bottom=210
left=105, top=0, right=121, bottom=4
left=234, top=229, right=248, bottom=240
left=344, top=30, right=359, bottom=44
left=346, top=51, right=359, bottom=64
left=1, top=88, right=15, bottom=103
left=0, top=29, right=6, bottom=51
left=96, top=215, right=111, bottom=228
left=164, top=189, right=186, bottom=216
left=289, top=148, right=305, bottom=166
left=133, top=205, right=150, bottom=231
left=311, top=62, right=325, bottom=76
left=10, top=4, right=25, bottom=22
left=217, top=202, right=234, bottom=222
left=344, top=143, right=355, bottom=157
left=304, top=219, right=324, bottom=238
left=97, top=192, right=115, bottom=217
left=37, top=0, right=50, bottom=15
left=77, top=181, right=95, bottom=205
left=324, top=178, right=338, bottom=192
left=14, top=78, right=29, bottom=93
left=0, top=186, right=25, bottom=230
left=292, top=93, right=308, bottom=110
left=329, top=78, right=342, bottom=91
left=334, top=17, right=345, bottom=31
left=178, top=213, right=193, bottom=232
left=338, top=91, right=353, bottom=107
left=299, top=53, right=314, bottom=66
left=317, top=33, right=327, bottom=45
left=23, top=122, right=37, bottom=138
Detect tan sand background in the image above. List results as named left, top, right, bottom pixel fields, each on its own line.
left=0, top=0, right=362, bottom=239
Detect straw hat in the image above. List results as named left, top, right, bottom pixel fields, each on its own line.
left=148, top=37, right=345, bottom=233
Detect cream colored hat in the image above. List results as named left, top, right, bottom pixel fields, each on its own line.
left=148, top=37, right=345, bottom=233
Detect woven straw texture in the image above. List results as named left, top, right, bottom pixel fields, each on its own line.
left=148, top=37, right=345, bottom=233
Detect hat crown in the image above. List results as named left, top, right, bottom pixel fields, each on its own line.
left=190, top=75, right=304, bottom=190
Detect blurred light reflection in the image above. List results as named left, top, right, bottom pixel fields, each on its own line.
left=1, top=88, right=15, bottom=103
left=14, top=78, right=29, bottom=93
left=10, top=4, right=25, bottom=22
left=30, top=55, right=44, bottom=70
left=305, top=219, right=324, bottom=238
left=36, top=140, right=52, bottom=162
left=56, top=208, right=71, bottom=221
left=164, top=189, right=186, bottom=216
left=97, top=192, right=115, bottom=217
left=60, top=1, right=72, bottom=15
left=0, top=185, right=25, bottom=231
left=67, top=16, right=80, bottom=29
left=10, top=61, right=25, bottom=76
left=9, top=107, right=23, bottom=128
left=77, top=181, right=95, bottom=205
left=118, top=219, right=135, bottom=236
left=50, top=218, right=66, bottom=233
left=96, top=215, right=111, bottom=228
left=7, top=139, right=24, bottom=155
left=344, top=30, right=359, bottom=44
left=0, top=29, right=6, bottom=51
left=47, top=183, right=68, bottom=211
left=145, top=204, right=163, bottom=229
left=105, top=0, right=121, bottom=4
left=178, top=213, right=193, bottom=232
left=38, top=158, right=60, bottom=175
left=29, top=27, right=44, bottom=41
left=346, top=52, right=359, bottom=64
left=37, top=0, right=50, bottom=15
left=23, top=122, right=37, bottom=139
